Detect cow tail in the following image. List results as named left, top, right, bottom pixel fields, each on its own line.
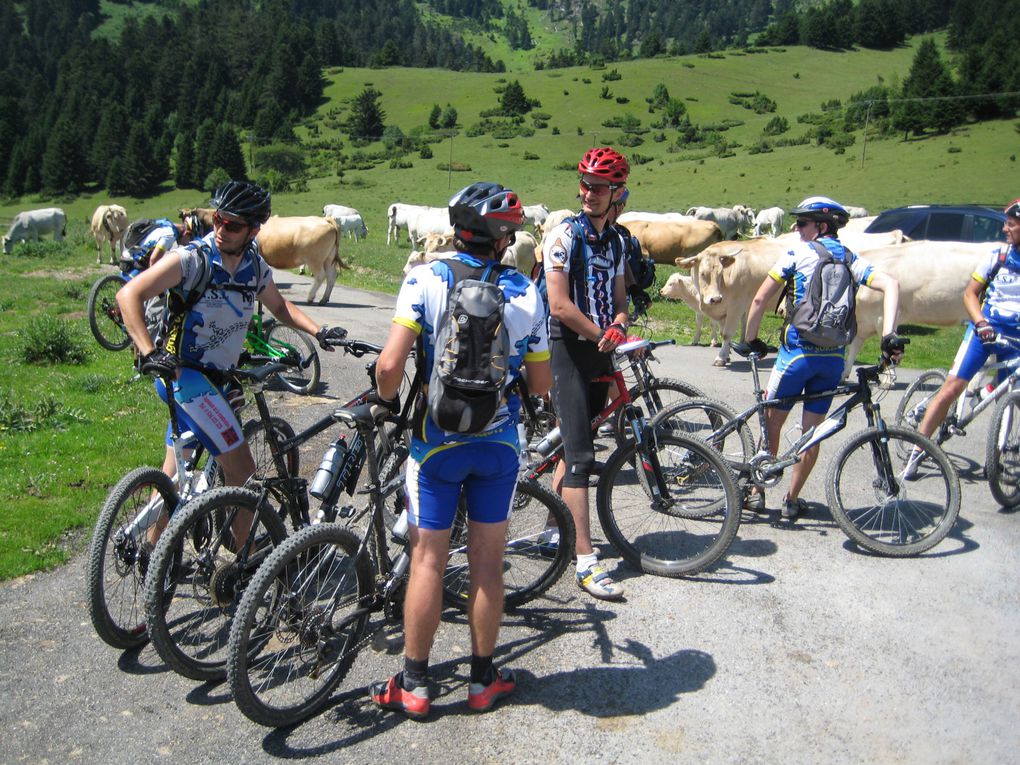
left=329, top=218, right=348, bottom=270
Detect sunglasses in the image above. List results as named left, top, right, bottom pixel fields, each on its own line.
left=794, top=219, right=814, bottom=228
left=579, top=178, right=615, bottom=195
left=213, top=213, right=250, bottom=233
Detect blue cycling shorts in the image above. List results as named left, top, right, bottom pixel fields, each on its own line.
left=155, top=367, right=244, bottom=457
left=766, top=347, right=846, bottom=415
left=404, top=441, right=519, bottom=531
left=949, top=323, right=1020, bottom=383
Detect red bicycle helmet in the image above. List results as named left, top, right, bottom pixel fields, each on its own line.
left=1004, top=199, right=1020, bottom=219
left=578, top=147, right=630, bottom=184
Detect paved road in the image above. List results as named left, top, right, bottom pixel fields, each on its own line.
left=2, top=274, right=1018, bottom=764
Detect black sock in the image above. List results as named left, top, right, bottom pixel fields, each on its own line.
left=402, top=657, right=428, bottom=690
left=470, top=654, right=494, bottom=685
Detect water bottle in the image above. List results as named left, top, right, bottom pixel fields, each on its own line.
left=309, top=437, right=348, bottom=500
left=979, top=383, right=995, bottom=401
left=517, top=423, right=529, bottom=468
left=391, top=508, right=409, bottom=542
left=534, top=426, right=562, bottom=457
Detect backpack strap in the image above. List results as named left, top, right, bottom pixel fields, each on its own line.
left=983, top=245, right=1010, bottom=293
left=775, top=240, right=836, bottom=317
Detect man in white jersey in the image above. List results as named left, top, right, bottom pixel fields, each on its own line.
left=912, top=198, right=1020, bottom=443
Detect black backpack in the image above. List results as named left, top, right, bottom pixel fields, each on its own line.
left=785, top=241, right=857, bottom=348
left=617, top=223, right=656, bottom=290
left=122, top=218, right=164, bottom=254
left=421, top=259, right=511, bottom=434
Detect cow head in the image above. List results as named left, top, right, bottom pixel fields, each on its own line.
left=1, top=237, right=10, bottom=255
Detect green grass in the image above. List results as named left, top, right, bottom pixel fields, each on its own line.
left=0, top=39, right=1003, bottom=578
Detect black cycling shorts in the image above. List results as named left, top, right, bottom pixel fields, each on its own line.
left=550, top=337, right=612, bottom=488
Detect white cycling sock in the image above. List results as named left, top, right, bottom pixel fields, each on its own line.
left=576, top=552, right=598, bottom=573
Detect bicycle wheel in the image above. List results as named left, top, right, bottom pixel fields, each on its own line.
left=143, top=487, right=289, bottom=681
left=442, top=478, right=576, bottom=611
left=87, top=274, right=131, bottom=351
left=596, top=433, right=741, bottom=577
left=893, top=368, right=947, bottom=456
left=86, top=467, right=179, bottom=649
left=826, top=425, right=960, bottom=556
left=649, top=397, right=754, bottom=468
left=265, top=323, right=321, bottom=395
left=986, top=391, right=1020, bottom=508
left=614, top=378, right=705, bottom=445
left=228, top=523, right=373, bottom=728
left=244, top=416, right=299, bottom=480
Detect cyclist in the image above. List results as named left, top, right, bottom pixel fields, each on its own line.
left=369, top=182, right=551, bottom=718
left=910, top=198, right=1020, bottom=445
left=544, top=147, right=631, bottom=600
left=743, top=196, right=904, bottom=520
left=116, top=180, right=347, bottom=539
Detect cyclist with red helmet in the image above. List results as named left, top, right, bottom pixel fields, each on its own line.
left=370, top=182, right=551, bottom=718
left=742, top=195, right=903, bottom=520
left=910, top=198, right=1020, bottom=447
left=543, top=147, right=631, bottom=600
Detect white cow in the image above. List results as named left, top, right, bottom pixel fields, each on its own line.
left=91, top=204, right=129, bottom=264
left=841, top=216, right=876, bottom=234
left=617, top=211, right=695, bottom=224
left=523, top=204, right=549, bottom=229
left=776, top=228, right=907, bottom=252
left=501, top=230, right=538, bottom=276
left=752, top=207, right=785, bottom=238
left=407, top=206, right=450, bottom=245
left=663, top=271, right=722, bottom=347
left=387, top=202, right=429, bottom=246
left=2, top=208, right=66, bottom=254
left=685, top=205, right=755, bottom=239
left=404, top=231, right=538, bottom=278
left=323, top=204, right=368, bottom=241
left=845, top=205, right=870, bottom=218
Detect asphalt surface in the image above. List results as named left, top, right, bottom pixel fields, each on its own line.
left=2, top=272, right=1018, bottom=764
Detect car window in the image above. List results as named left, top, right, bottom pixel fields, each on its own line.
left=926, top=212, right=964, bottom=240
left=972, top=214, right=1005, bottom=243
left=867, top=210, right=914, bottom=233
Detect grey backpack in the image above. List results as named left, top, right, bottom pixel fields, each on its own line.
left=786, top=241, right=857, bottom=348
left=424, top=259, right=511, bottom=434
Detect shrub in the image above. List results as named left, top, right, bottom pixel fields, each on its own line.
left=615, top=97, right=630, bottom=104
left=419, top=145, right=433, bottom=159
left=0, top=391, right=87, bottom=433
left=19, top=316, right=89, bottom=365
left=436, top=162, right=472, bottom=172
left=523, top=151, right=540, bottom=160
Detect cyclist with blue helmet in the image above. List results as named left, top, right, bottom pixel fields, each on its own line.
left=370, top=181, right=551, bottom=718
left=911, top=199, right=1020, bottom=444
left=743, top=196, right=904, bottom=521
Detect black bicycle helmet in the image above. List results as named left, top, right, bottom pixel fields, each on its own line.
left=182, top=212, right=206, bottom=237
left=210, top=180, right=272, bottom=225
left=789, top=196, right=850, bottom=230
left=448, top=181, right=525, bottom=245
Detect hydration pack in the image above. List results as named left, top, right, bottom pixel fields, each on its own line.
left=424, top=259, right=511, bottom=434
left=786, top=241, right=857, bottom=348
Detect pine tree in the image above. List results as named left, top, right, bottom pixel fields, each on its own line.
left=893, top=37, right=963, bottom=137
left=349, top=88, right=386, bottom=140
left=41, top=117, right=87, bottom=194
left=500, top=80, right=531, bottom=116
left=209, top=126, right=247, bottom=181
left=174, top=130, right=198, bottom=190
left=428, top=104, right=442, bottom=130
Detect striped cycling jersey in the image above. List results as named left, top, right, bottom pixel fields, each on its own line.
left=974, top=243, right=1020, bottom=325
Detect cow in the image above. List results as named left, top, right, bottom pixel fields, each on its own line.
left=256, top=216, right=345, bottom=304
left=180, top=207, right=216, bottom=231
left=536, top=208, right=573, bottom=245
left=753, top=207, right=785, bottom=238
left=523, top=204, right=549, bottom=229
left=845, top=205, right=870, bottom=219
left=407, top=206, right=450, bottom=245
left=775, top=228, right=907, bottom=252
left=501, top=230, right=538, bottom=276
left=663, top=271, right=722, bottom=347
left=842, top=215, right=877, bottom=234
left=323, top=205, right=368, bottom=241
left=404, top=230, right=538, bottom=278
left=2, top=208, right=66, bottom=254
left=91, top=204, right=129, bottom=264
left=685, top=205, right=755, bottom=239
left=387, top=203, right=441, bottom=246
left=622, top=219, right=726, bottom=265
left=617, top=211, right=694, bottom=224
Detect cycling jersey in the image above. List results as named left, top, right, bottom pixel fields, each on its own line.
left=543, top=214, right=626, bottom=340
left=163, top=233, right=272, bottom=370
left=974, top=243, right=1020, bottom=325
left=393, top=252, right=550, bottom=462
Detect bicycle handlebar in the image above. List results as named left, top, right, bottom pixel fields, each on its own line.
left=330, top=337, right=384, bottom=357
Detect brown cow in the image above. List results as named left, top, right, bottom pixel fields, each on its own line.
left=622, top=218, right=725, bottom=265
left=91, top=204, right=129, bottom=264
left=256, top=216, right=346, bottom=304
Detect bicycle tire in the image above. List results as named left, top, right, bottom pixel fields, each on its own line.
left=265, top=323, right=321, bottom=395
left=87, top=274, right=132, bottom=351
left=143, top=487, right=289, bottom=681
left=596, top=433, right=741, bottom=577
left=228, top=523, right=373, bottom=728
left=613, top=377, right=706, bottom=445
left=826, top=425, right=961, bottom=556
left=893, top=368, right=947, bottom=456
left=86, top=467, right=179, bottom=649
left=442, top=478, right=576, bottom=610
left=244, top=416, right=300, bottom=481
left=649, top=397, right=754, bottom=470
left=986, top=391, right=1020, bottom=508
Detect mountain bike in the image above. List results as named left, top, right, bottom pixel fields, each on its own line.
left=652, top=342, right=961, bottom=556
left=226, top=400, right=574, bottom=727
left=85, top=357, right=299, bottom=650
left=141, top=338, right=382, bottom=680
left=895, top=334, right=1020, bottom=507
left=521, top=339, right=741, bottom=577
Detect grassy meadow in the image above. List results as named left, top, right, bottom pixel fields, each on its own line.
left=0, top=39, right=1013, bottom=577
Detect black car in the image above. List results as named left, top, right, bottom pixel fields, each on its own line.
left=864, top=204, right=1006, bottom=243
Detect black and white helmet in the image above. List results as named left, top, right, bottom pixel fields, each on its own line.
left=210, top=180, right=272, bottom=225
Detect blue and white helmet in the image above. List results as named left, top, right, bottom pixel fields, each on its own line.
left=790, top=196, right=849, bottom=230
